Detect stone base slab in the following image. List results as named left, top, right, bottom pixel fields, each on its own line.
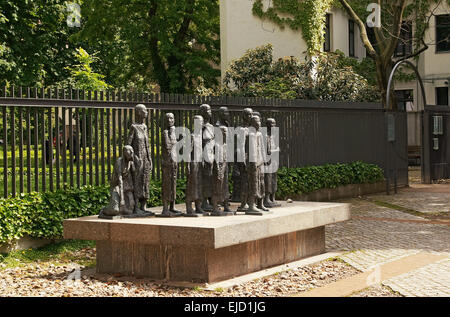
left=63, top=201, right=350, bottom=283
left=96, top=226, right=325, bottom=283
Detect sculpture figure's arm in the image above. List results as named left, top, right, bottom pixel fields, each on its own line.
left=126, top=125, right=135, bottom=146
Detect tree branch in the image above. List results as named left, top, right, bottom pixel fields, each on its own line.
left=384, top=0, right=408, bottom=59
left=338, top=0, right=377, bottom=58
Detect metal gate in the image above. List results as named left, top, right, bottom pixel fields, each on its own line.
left=422, top=106, right=450, bottom=183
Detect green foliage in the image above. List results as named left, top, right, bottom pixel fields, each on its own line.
left=59, top=47, right=112, bottom=90
left=0, top=161, right=383, bottom=244
left=276, top=161, right=385, bottom=199
left=76, top=0, right=221, bottom=93
left=334, top=50, right=378, bottom=86
left=0, top=0, right=80, bottom=87
left=0, top=179, right=187, bottom=244
left=252, top=0, right=334, bottom=54
left=223, top=45, right=380, bottom=102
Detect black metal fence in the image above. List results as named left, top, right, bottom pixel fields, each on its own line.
left=0, top=87, right=408, bottom=198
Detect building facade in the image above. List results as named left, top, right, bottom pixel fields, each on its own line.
left=220, top=0, right=450, bottom=149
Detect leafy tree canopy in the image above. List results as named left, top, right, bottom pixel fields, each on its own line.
left=75, top=0, right=221, bottom=93
left=0, top=0, right=80, bottom=87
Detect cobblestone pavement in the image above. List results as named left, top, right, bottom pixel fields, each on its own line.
left=382, top=258, right=450, bottom=297
left=368, top=191, right=450, bottom=214
left=327, top=185, right=450, bottom=297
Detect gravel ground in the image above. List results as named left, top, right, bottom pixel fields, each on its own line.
left=0, top=247, right=365, bottom=297
left=349, top=286, right=402, bottom=297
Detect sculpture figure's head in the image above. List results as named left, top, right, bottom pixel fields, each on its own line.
left=123, top=145, right=134, bottom=161
left=166, top=113, right=175, bottom=128
left=193, top=115, right=204, bottom=128
left=218, top=106, right=230, bottom=124
left=135, top=104, right=148, bottom=122
left=199, top=104, right=212, bottom=122
left=243, top=108, right=253, bottom=125
left=251, top=115, right=261, bottom=130
left=266, top=118, right=276, bottom=129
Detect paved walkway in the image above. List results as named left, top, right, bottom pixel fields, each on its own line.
left=313, top=184, right=450, bottom=297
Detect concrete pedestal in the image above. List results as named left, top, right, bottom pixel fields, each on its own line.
left=63, top=201, right=350, bottom=283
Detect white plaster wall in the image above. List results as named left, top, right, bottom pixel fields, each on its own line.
left=220, top=1, right=367, bottom=79
left=220, top=0, right=308, bottom=80
left=330, top=7, right=367, bottom=59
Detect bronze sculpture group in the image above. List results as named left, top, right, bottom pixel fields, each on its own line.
left=99, top=104, right=280, bottom=219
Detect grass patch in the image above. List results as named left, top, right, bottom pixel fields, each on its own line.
left=369, top=199, right=450, bottom=220
left=371, top=199, right=423, bottom=216
left=0, top=239, right=96, bottom=269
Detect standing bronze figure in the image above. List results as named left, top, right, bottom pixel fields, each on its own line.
left=211, top=107, right=232, bottom=216
left=185, top=115, right=205, bottom=217
left=160, top=112, right=182, bottom=217
left=246, top=115, right=270, bottom=215
left=126, top=104, right=154, bottom=215
left=236, top=108, right=253, bottom=212
left=200, top=104, right=214, bottom=211
left=264, top=118, right=281, bottom=208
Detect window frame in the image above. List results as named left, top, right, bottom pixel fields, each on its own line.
left=349, top=19, right=356, bottom=57
left=394, top=22, right=413, bottom=57
left=436, top=87, right=449, bottom=106
left=324, top=13, right=331, bottom=52
left=436, top=14, right=450, bottom=53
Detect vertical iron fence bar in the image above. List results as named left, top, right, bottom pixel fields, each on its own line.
left=150, top=100, right=155, bottom=179
left=100, top=108, right=105, bottom=184
left=34, top=108, right=40, bottom=192
left=69, top=107, right=74, bottom=188
left=106, top=108, right=111, bottom=182
left=118, top=109, right=122, bottom=159
left=55, top=108, right=60, bottom=190
left=11, top=107, right=16, bottom=197
left=26, top=108, right=31, bottom=193
left=89, top=108, right=93, bottom=185
left=94, top=108, right=99, bottom=186
left=112, top=109, right=117, bottom=165
left=82, top=108, right=87, bottom=186
left=75, top=108, right=81, bottom=188
left=155, top=108, right=161, bottom=180
left=62, top=108, right=67, bottom=188
left=2, top=107, right=7, bottom=197
left=40, top=108, right=46, bottom=192
left=48, top=107, right=53, bottom=191
left=19, top=107, right=24, bottom=194
left=123, top=107, right=128, bottom=143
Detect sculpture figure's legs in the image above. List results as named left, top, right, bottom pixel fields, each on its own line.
left=195, top=200, right=205, bottom=214
left=257, top=197, right=269, bottom=211
left=186, top=200, right=195, bottom=214
left=170, top=201, right=182, bottom=214
left=270, top=193, right=281, bottom=207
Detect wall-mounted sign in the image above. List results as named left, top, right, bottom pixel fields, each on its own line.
left=433, top=116, right=443, bottom=135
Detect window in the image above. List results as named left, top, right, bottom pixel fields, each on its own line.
left=395, top=90, right=414, bottom=111
left=324, top=14, right=331, bottom=52
left=436, top=87, right=449, bottom=105
left=436, top=14, right=450, bottom=52
left=395, top=22, right=413, bottom=57
left=349, top=20, right=355, bottom=57
left=366, top=24, right=379, bottom=54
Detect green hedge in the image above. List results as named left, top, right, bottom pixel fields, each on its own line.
left=276, top=161, right=385, bottom=199
left=0, top=161, right=384, bottom=244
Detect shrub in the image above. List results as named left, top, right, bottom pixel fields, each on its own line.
left=223, top=44, right=380, bottom=102
left=276, top=161, right=384, bottom=199
left=0, top=161, right=384, bottom=244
